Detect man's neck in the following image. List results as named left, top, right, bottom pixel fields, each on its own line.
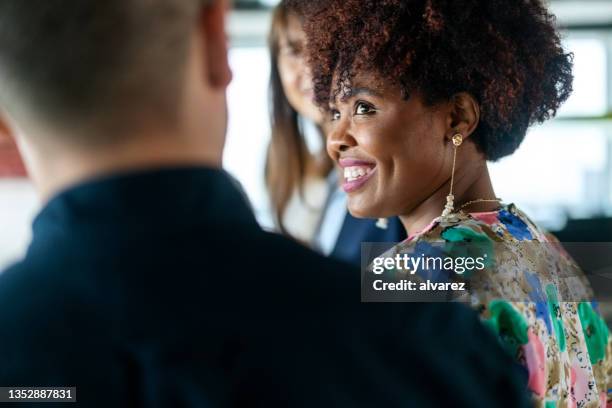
left=28, top=135, right=222, bottom=203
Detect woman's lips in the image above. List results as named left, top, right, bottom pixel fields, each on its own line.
left=338, top=158, right=377, bottom=193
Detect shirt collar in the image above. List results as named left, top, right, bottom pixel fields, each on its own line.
left=31, top=166, right=259, bottom=239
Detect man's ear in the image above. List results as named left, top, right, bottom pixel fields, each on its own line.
left=0, top=111, right=17, bottom=146
left=0, top=110, right=32, bottom=178
left=447, top=92, right=480, bottom=139
left=200, top=0, right=232, bottom=89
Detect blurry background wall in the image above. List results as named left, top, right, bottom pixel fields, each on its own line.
left=1, top=0, right=612, bottom=268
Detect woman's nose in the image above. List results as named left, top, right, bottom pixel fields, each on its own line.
left=327, top=122, right=357, bottom=156
left=301, top=65, right=313, bottom=87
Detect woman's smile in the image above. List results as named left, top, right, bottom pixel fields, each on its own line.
left=338, top=157, right=377, bottom=193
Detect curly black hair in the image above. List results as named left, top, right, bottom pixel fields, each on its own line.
left=294, top=0, right=573, bottom=160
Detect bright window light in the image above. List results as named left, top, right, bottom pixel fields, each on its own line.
left=224, top=47, right=272, bottom=226
left=558, top=38, right=608, bottom=117
left=489, top=122, right=610, bottom=229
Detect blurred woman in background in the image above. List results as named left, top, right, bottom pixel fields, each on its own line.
left=266, top=0, right=330, bottom=244
left=265, top=0, right=405, bottom=265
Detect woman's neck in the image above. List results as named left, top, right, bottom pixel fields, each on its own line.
left=398, top=162, right=496, bottom=237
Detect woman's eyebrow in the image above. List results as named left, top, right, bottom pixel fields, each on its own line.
left=347, top=87, right=383, bottom=98
left=331, top=86, right=383, bottom=105
left=287, top=38, right=302, bottom=48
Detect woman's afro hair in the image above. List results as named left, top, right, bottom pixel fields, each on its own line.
left=294, top=0, right=574, bottom=160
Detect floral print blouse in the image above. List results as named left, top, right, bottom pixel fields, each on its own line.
left=379, top=203, right=611, bottom=408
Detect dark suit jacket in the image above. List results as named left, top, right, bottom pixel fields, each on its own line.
left=0, top=167, right=529, bottom=407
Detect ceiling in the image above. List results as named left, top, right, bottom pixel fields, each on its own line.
left=228, top=0, right=612, bottom=46
left=548, top=0, right=612, bottom=27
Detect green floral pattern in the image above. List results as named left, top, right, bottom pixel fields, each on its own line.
left=374, top=203, right=611, bottom=408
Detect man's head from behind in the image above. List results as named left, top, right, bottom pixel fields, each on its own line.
left=0, top=0, right=231, bottom=197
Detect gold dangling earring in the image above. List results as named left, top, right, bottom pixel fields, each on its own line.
left=441, top=132, right=463, bottom=217
left=376, top=218, right=388, bottom=230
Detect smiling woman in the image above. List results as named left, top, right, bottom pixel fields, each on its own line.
left=295, top=0, right=612, bottom=406
left=326, top=76, right=480, bottom=230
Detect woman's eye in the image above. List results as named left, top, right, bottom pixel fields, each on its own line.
left=287, top=41, right=303, bottom=56
left=280, top=45, right=301, bottom=58
left=355, top=102, right=375, bottom=115
left=330, top=110, right=341, bottom=121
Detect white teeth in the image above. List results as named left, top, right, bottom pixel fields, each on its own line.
left=344, top=166, right=373, bottom=182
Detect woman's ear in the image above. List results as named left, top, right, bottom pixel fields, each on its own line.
left=199, top=0, right=232, bottom=89
left=447, top=92, right=480, bottom=139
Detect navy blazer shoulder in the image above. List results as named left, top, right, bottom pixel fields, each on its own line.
left=332, top=213, right=406, bottom=266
